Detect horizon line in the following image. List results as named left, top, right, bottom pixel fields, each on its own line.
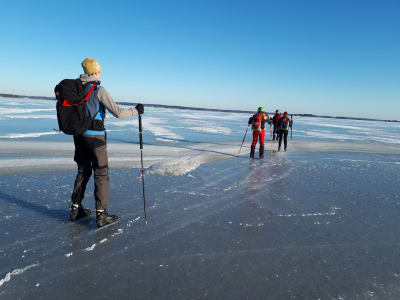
left=0, top=93, right=398, bottom=123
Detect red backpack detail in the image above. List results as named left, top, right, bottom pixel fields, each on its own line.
left=281, top=117, right=290, bottom=130
left=273, top=114, right=282, bottom=126
left=252, top=113, right=263, bottom=131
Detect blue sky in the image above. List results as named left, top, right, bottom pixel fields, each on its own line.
left=0, top=0, right=399, bottom=119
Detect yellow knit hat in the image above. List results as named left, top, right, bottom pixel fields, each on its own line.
left=81, top=58, right=102, bottom=75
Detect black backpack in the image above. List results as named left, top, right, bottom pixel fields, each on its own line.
left=280, top=117, right=290, bottom=130
left=54, top=79, right=98, bottom=135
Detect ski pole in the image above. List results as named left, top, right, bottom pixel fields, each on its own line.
left=290, top=115, right=293, bottom=140
left=269, top=122, right=272, bottom=151
left=238, top=125, right=250, bottom=154
left=138, top=114, right=147, bottom=224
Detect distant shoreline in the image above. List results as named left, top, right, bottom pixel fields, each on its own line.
left=0, top=93, right=398, bottom=123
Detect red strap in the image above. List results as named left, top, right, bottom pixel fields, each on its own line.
left=61, top=82, right=98, bottom=107
left=82, top=84, right=96, bottom=102
left=61, top=99, right=73, bottom=107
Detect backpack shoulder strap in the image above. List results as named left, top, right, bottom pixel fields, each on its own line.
left=81, top=83, right=97, bottom=103
left=61, top=81, right=98, bottom=107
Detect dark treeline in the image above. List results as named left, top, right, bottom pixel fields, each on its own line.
left=0, top=93, right=398, bottom=123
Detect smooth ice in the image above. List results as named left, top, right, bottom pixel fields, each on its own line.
left=1, top=97, right=400, bottom=299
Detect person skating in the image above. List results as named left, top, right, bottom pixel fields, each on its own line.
left=68, top=58, right=144, bottom=228
left=272, top=110, right=282, bottom=141
left=278, top=111, right=292, bottom=152
left=248, top=107, right=269, bottom=159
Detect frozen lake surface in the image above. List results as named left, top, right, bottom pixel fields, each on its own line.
left=0, top=97, right=400, bottom=299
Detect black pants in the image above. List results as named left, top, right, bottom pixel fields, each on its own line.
left=273, top=125, right=279, bottom=140
left=71, top=134, right=109, bottom=210
left=278, top=130, right=289, bottom=150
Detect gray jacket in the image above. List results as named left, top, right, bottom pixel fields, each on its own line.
left=80, top=74, right=138, bottom=119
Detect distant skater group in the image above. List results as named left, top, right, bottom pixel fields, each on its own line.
left=247, top=107, right=293, bottom=158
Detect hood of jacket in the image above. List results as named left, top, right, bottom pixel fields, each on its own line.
left=79, top=74, right=99, bottom=85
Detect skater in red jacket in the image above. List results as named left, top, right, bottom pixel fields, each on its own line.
left=272, top=110, right=282, bottom=141
left=248, top=107, right=269, bottom=159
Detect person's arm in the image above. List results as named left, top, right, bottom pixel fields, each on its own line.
left=97, top=87, right=139, bottom=119
left=261, top=114, right=268, bottom=127
left=248, top=117, right=253, bottom=125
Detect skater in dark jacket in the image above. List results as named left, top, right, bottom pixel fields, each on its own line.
left=69, top=58, right=144, bottom=228
left=272, top=110, right=281, bottom=141
left=278, top=111, right=292, bottom=151
left=248, top=107, right=269, bottom=158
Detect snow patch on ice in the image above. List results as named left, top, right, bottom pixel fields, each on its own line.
left=109, top=116, right=184, bottom=140
left=0, top=108, right=54, bottom=115
left=107, top=119, right=136, bottom=127
left=0, top=263, right=39, bottom=287
left=314, top=221, right=330, bottom=225
left=296, top=130, right=361, bottom=141
left=175, top=112, right=247, bottom=121
left=145, top=142, right=238, bottom=176
left=65, top=252, right=73, bottom=258
left=0, top=131, right=59, bottom=139
left=277, top=207, right=341, bottom=218
left=187, top=126, right=232, bottom=135
left=156, top=137, right=178, bottom=143
left=111, top=229, right=124, bottom=237
left=5, top=114, right=57, bottom=120
left=84, top=244, right=96, bottom=252
left=297, top=130, right=400, bottom=144
left=240, top=223, right=265, bottom=228
left=126, top=216, right=140, bottom=227
left=99, top=238, right=107, bottom=244
left=147, top=155, right=201, bottom=176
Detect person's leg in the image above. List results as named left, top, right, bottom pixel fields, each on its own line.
left=273, top=126, right=277, bottom=140
left=84, top=134, right=119, bottom=227
left=259, top=130, right=265, bottom=158
left=71, top=162, right=92, bottom=205
left=250, top=131, right=257, bottom=158
left=86, top=135, right=109, bottom=211
left=70, top=135, right=93, bottom=221
left=284, top=131, right=288, bottom=151
left=72, top=135, right=93, bottom=204
left=278, top=130, right=283, bottom=151
left=259, top=130, right=265, bottom=147
left=251, top=131, right=258, bottom=146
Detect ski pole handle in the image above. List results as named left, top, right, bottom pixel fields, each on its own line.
left=139, top=115, right=143, bottom=150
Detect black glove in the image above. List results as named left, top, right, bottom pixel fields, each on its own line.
left=135, top=103, right=144, bottom=114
